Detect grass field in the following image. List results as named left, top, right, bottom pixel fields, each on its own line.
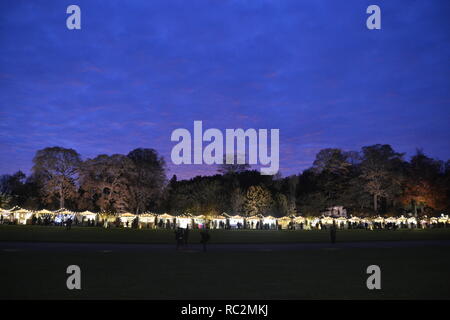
left=1, top=225, right=450, bottom=299
left=1, top=225, right=450, bottom=244
left=1, top=246, right=450, bottom=299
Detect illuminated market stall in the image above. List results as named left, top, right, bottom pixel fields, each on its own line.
left=0, top=208, right=12, bottom=223
left=397, top=215, right=408, bottom=228
left=11, top=207, right=33, bottom=225
left=309, top=217, right=321, bottom=229
left=119, top=212, right=136, bottom=228
left=228, top=215, right=244, bottom=229
left=77, top=210, right=98, bottom=225
left=277, top=216, right=293, bottom=230
left=192, top=214, right=207, bottom=229
left=438, top=214, right=449, bottom=227
left=335, top=216, right=347, bottom=229
left=55, top=209, right=75, bottom=225
left=246, top=215, right=262, bottom=229
left=138, top=213, right=156, bottom=228
left=98, top=212, right=117, bottom=228
left=209, top=214, right=228, bottom=229
left=156, top=213, right=174, bottom=229
left=373, top=216, right=385, bottom=229
left=348, top=216, right=361, bottom=228
left=261, top=215, right=277, bottom=229
left=407, top=216, right=417, bottom=228
left=175, top=213, right=192, bottom=229
left=292, top=216, right=306, bottom=230
left=320, top=216, right=334, bottom=227
left=35, top=209, right=56, bottom=224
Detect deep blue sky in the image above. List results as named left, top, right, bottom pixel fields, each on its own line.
left=1, top=0, right=449, bottom=180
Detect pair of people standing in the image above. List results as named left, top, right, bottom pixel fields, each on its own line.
left=174, top=227, right=210, bottom=252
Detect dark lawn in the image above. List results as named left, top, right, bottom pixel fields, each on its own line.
left=1, top=246, right=450, bottom=299
left=1, top=225, right=450, bottom=244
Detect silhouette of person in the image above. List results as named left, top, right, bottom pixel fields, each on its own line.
left=66, top=217, right=73, bottom=231
left=175, top=228, right=184, bottom=250
left=330, top=220, right=337, bottom=244
left=200, top=229, right=210, bottom=252
left=184, top=227, right=189, bottom=246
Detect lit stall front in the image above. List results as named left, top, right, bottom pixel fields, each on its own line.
left=119, top=213, right=136, bottom=228
left=192, top=214, right=207, bottom=229
left=293, top=216, right=306, bottom=230
left=348, top=216, right=361, bottom=228
left=309, top=217, right=321, bottom=229
left=407, top=216, right=417, bottom=228
left=156, top=213, right=174, bottom=229
left=228, top=215, right=244, bottom=229
left=209, top=213, right=228, bottom=229
left=397, top=215, right=408, bottom=228
left=12, top=208, right=33, bottom=225
left=360, top=217, right=373, bottom=229
left=277, top=216, right=293, bottom=230
left=384, top=216, right=397, bottom=229
left=55, top=209, right=75, bottom=225
left=320, top=216, right=334, bottom=227
left=261, top=215, right=277, bottom=229
left=98, top=212, right=116, bottom=228
left=373, top=216, right=385, bottom=229
left=246, top=215, right=262, bottom=229
left=77, top=210, right=98, bottom=225
left=419, top=216, right=429, bottom=228
left=36, top=209, right=56, bottom=224
left=335, top=216, right=347, bottom=229
left=138, top=213, right=156, bottom=229
left=437, top=214, right=449, bottom=226
left=0, top=208, right=12, bottom=223
left=176, top=213, right=193, bottom=229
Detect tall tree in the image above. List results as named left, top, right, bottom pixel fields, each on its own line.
left=401, top=150, right=447, bottom=214
left=311, top=149, right=353, bottom=209
left=32, top=147, right=81, bottom=209
left=79, top=154, right=136, bottom=213
left=312, top=148, right=351, bottom=175
left=360, top=144, right=404, bottom=213
left=243, top=185, right=273, bottom=216
left=229, top=187, right=245, bottom=215
left=127, top=148, right=166, bottom=213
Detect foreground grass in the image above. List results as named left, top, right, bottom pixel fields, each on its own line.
left=1, top=225, right=450, bottom=244
left=1, top=246, right=449, bottom=299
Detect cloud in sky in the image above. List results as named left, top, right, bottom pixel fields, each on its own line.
left=0, top=0, right=449, bottom=179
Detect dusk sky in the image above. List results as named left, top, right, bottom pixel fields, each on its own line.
left=1, top=0, right=449, bottom=180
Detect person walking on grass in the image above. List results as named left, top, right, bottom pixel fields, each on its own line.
left=330, top=220, right=337, bottom=244
left=200, top=229, right=210, bottom=252
left=175, top=227, right=184, bottom=250
left=66, top=217, right=72, bottom=231
left=184, top=227, right=189, bottom=247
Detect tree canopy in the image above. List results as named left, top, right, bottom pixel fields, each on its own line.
left=1, top=144, right=449, bottom=216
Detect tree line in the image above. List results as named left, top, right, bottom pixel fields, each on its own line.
left=0, top=144, right=449, bottom=216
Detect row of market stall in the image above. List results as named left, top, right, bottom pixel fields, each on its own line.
left=0, top=206, right=449, bottom=230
